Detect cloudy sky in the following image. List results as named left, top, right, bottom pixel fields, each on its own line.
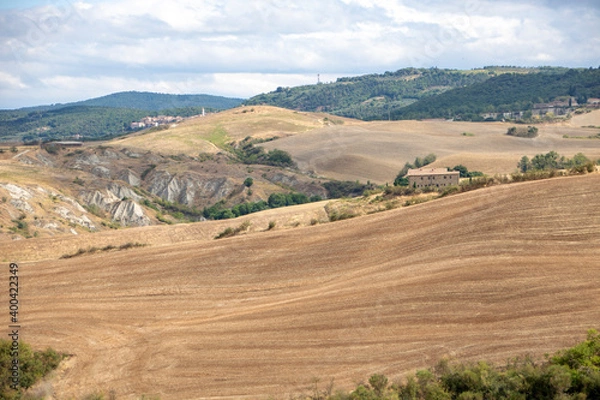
left=1, top=0, right=599, bottom=109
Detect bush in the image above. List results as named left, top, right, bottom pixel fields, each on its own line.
left=44, top=144, right=59, bottom=154
left=214, top=221, right=251, bottom=239
left=324, top=180, right=374, bottom=198
left=268, top=192, right=310, bottom=208
left=507, top=126, right=538, bottom=138
left=234, top=139, right=296, bottom=167
left=0, top=340, right=64, bottom=399
left=384, top=185, right=417, bottom=197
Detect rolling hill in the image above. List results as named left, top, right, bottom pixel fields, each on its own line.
left=246, top=67, right=498, bottom=119
left=0, top=91, right=244, bottom=143
left=245, top=66, right=599, bottom=121
left=12, top=173, right=600, bottom=399
left=3, top=106, right=600, bottom=244
left=67, top=91, right=244, bottom=111
left=387, top=68, right=600, bottom=121
left=108, top=105, right=600, bottom=183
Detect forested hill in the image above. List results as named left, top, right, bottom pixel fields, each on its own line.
left=0, top=92, right=244, bottom=143
left=246, top=67, right=495, bottom=120
left=385, top=67, right=600, bottom=121
left=70, top=91, right=244, bottom=111
left=245, top=67, right=598, bottom=121
left=16, top=91, right=244, bottom=113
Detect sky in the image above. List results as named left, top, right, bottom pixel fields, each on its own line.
left=0, top=0, right=599, bottom=109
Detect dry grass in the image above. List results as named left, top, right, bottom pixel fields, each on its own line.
left=108, top=107, right=600, bottom=180
left=0, top=200, right=331, bottom=262
left=261, top=110, right=600, bottom=183
left=110, top=106, right=355, bottom=156
left=12, top=174, right=600, bottom=399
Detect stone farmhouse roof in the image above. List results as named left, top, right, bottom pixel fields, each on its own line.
left=406, top=168, right=459, bottom=177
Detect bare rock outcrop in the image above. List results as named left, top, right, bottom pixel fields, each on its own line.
left=146, top=171, right=235, bottom=206
left=80, top=183, right=149, bottom=227
left=110, top=200, right=150, bottom=226
left=117, top=169, right=141, bottom=186
left=53, top=206, right=96, bottom=230
left=91, top=166, right=111, bottom=179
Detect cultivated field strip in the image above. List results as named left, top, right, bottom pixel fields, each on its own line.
left=15, top=174, right=600, bottom=399
left=261, top=110, right=600, bottom=182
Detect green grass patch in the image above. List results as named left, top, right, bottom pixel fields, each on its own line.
left=207, top=125, right=231, bottom=149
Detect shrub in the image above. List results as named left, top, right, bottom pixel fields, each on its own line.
left=384, top=185, right=417, bottom=197
left=327, top=209, right=357, bottom=222
left=214, top=221, right=251, bottom=239
left=507, top=126, right=538, bottom=138
left=0, top=340, right=64, bottom=399
left=214, top=227, right=234, bottom=239
left=44, top=144, right=59, bottom=154
left=324, top=180, right=374, bottom=198
left=438, top=185, right=460, bottom=198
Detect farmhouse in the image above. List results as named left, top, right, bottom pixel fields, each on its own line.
left=406, top=168, right=460, bottom=188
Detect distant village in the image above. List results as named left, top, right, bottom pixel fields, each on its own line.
left=129, top=115, right=183, bottom=130
left=482, top=97, right=600, bottom=121
left=129, top=108, right=207, bottom=130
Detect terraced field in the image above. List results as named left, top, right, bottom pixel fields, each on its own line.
left=13, top=173, right=600, bottom=399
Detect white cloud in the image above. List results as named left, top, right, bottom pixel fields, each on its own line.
left=0, top=0, right=599, bottom=108
left=0, top=71, right=28, bottom=90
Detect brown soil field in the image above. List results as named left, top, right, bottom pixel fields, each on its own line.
left=12, top=173, right=600, bottom=399
left=262, top=110, right=600, bottom=183
left=107, top=106, right=600, bottom=183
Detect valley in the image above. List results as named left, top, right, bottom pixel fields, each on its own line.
left=1, top=105, right=599, bottom=399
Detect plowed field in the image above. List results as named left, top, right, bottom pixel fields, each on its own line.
left=14, top=174, right=600, bottom=399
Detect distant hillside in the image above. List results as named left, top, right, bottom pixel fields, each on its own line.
left=385, top=67, right=600, bottom=121
left=70, top=91, right=244, bottom=111
left=246, top=67, right=495, bottom=120
left=0, top=91, right=244, bottom=142
left=245, top=66, right=596, bottom=121
left=0, top=106, right=148, bottom=142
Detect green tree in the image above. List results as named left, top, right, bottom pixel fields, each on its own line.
left=517, top=156, right=532, bottom=172
left=243, top=177, right=254, bottom=187
left=531, top=151, right=560, bottom=170
left=452, top=165, right=469, bottom=178
left=368, top=374, right=389, bottom=397
left=268, top=193, right=287, bottom=208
